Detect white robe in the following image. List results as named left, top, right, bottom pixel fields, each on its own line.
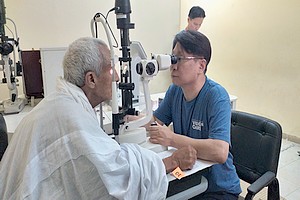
left=0, top=77, right=168, bottom=200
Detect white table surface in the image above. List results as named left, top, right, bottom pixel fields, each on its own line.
left=157, top=147, right=214, bottom=182
left=158, top=147, right=214, bottom=199
left=3, top=105, right=33, bottom=134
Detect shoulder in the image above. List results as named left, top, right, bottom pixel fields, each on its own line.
left=206, top=78, right=229, bottom=100
left=164, top=84, right=183, bottom=103
left=31, top=92, right=97, bottom=128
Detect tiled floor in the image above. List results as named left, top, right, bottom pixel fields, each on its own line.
left=239, top=139, right=300, bottom=200
left=278, top=139, right=300, bottom=200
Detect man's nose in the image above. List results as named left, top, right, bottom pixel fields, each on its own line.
left=171, top=63, right=178, bottom=71
left=114, top=69, right=120, bottom=82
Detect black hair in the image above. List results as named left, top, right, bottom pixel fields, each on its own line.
left=188, top=6, right=206, bottom=19
left=172, top=30, right=211, bottom=73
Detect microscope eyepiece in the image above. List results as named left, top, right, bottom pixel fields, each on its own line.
left=170, top=54, right=178, bottom=65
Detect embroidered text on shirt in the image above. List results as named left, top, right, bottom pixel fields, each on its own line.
left=192, top=120, right=204, bottom=131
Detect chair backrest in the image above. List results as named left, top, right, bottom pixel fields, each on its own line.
left=230, top=110, right=282, bottom=184
left=0, top=113, right=8, bottom=161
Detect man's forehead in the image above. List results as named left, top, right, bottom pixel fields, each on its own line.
left=101, top=46, right=111, bottom=65
left=103, top=62, right=112, bottom=71
left=173, top=43, right=184, bottom=54
left=102, top=46, right=110, bottom=56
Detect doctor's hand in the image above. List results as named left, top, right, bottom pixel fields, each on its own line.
left=148, top=123, right=174, bottom=147
left=163, top=145, right=197, bottom=173
left=124, top=114, right=143, bottom=122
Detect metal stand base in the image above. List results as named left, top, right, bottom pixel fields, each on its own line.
left=116, top=127, right=167, bottom=153
left=3, top=98, right=26, bottom=114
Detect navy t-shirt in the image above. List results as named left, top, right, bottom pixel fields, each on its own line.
left=154, top=77, right=241, bottom=195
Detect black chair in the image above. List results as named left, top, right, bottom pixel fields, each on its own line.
left=230, top=110, right=282, bottom=200
left=0, top=113, right=8, bottom=161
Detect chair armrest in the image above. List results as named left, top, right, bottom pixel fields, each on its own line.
left=245, top=171, right=275, bottom=199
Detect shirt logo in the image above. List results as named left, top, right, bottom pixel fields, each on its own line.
left=192, top=120, right=204, bottom=131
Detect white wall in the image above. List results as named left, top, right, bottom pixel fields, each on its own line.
left=2, top=0, right=178, bottom=100
left=181, top=0, right=300, bottom=139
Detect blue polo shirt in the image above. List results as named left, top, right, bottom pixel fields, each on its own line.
left=154, top=77, right=241, bottom=195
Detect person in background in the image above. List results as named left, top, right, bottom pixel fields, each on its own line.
left=0, top=37, right=197, bottom=200
left=147, top=30, right=242, bottom=199
left=185, top=6, right=206, bottom=31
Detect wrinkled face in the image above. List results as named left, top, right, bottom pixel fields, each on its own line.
left=186, top=17, right=204, bottom=31
left=94, top=47, right=119, bottom=103
left=170, top=43, right=206, bottom=87
left=95, top=66, right=115, bottom=102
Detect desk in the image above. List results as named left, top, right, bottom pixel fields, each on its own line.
left=167, top=176, right=208, bottom=200
left=3, top=106, right=33, bottom=143
left=158, top=148, right=214, bottom=199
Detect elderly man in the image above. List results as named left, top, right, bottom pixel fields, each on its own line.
left=0, top=37, right=197, bottom=200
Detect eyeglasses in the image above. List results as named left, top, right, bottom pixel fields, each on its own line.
left=170, top=55, right=205, bottom=64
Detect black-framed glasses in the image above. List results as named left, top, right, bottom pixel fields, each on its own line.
left=170, top=55, right=205, bottom=64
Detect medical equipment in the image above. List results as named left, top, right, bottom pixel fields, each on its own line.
left=91, top=0, right=175, bottom=152
left=0, top=0, right=25, bottom=114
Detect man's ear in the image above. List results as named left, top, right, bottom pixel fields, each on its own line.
left=199, top=59, right=207, bottom=72
left=84, top=71, right=96, bottom=89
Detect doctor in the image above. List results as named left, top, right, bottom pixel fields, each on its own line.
left=147, top=31, right=242, bottom=199
left=0, top=37, right=197, bottom=200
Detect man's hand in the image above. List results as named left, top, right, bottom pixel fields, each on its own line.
left=148, top=123, right=174, bottom=146
left=124, top=114, right=142, bottom=122
left=163, top=145, right=197, bottom=173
